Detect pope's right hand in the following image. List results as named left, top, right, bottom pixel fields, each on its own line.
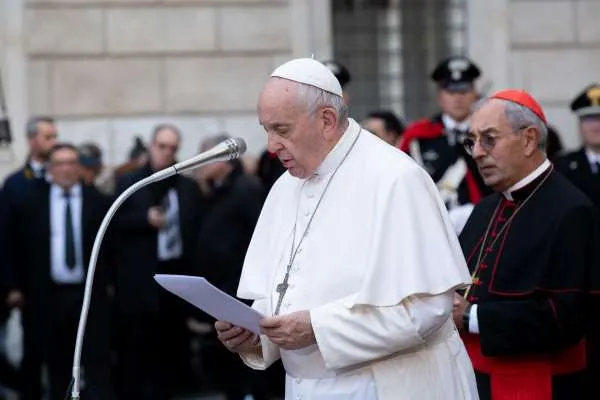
left=215, top=321, right=260, bottom=353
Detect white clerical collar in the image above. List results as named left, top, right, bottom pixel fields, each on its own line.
left=313, top=118, right=361, bottom=177
left=442, top=114, right=470, bottom=132
left=502, top=158, right=551, bottom=201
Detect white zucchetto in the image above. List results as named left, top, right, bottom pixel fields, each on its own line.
left=270, top=58, right=344, bottom=98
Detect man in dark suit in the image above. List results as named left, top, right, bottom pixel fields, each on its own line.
left=114, top=124, right=202, bottom=400
left=0, top=116, right=57, bottom=304
left=0, top=116, right=57, bottom=399
left=554, top=83, right=600, bottom=209
left=4, top=143, right=113, bottom=400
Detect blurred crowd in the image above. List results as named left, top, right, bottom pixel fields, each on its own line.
left=0, top=55, right=599, bottom=400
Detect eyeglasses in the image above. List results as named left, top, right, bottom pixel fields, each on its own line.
left=463, top=126, right=530, bottom=156
left=463, top=134, right=498, bottom=156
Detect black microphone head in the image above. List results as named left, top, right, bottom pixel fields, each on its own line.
left=225, top=137, right=247, bottom=160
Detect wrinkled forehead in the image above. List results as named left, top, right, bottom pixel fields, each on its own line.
left=470, top=99, right=509, bottom=134
left=259, top=78, right=300, bottom=106
left=258, top=78, right=305, bottom=124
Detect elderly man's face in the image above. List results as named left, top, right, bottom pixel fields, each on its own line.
left=469, top=100, right=536, bottom=191
left=580, top=115, right=600, bottom=148
left=258, top=78, right=328, bottom=179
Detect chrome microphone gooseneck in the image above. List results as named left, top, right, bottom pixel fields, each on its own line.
left=70, top=137, right=246, bottom=399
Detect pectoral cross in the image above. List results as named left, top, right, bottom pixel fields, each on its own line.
left=274, top=268, right=291, bottom=315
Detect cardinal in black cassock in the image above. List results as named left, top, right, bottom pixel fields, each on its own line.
left=455, top=89, right=600, bottom=400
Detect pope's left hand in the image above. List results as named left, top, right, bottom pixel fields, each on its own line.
left=260, top=310, right=316, bottom=350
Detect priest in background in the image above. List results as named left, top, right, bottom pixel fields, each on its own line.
left=214, top=58, right=478, bottom=399
left=454, top=89, right=600, bottom=399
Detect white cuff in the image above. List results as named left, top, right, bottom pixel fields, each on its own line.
left=468, top=304, right=479, bottom=334
left=239, top=334, right=279, bottom=370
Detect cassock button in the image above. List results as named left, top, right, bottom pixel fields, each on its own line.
left=304, top=210, right=310, bottom=217
left=295, top=378, right=302, bottom=384
left=307, top=192, right=315, bottom=198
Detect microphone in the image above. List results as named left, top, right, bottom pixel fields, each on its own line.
left=146, top=136, right=247, bottom=183
left=69, top=137, right=247, bottom=399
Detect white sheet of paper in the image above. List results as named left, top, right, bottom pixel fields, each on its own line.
left=154, top=274, right=263, bottom=335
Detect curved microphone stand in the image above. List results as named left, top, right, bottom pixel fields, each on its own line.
left=70, top=137, right=246, bottom=399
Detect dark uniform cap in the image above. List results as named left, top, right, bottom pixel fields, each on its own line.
left=322, top=60, right=351, bottom=88
left=78, top=142, right=102, bottom=167
left=431, top=56, right=481, bottom=92
left=570, top=83, right=600, bottom=118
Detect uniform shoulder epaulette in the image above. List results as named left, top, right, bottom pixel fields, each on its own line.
left=398, top=118, right=444, bottom=152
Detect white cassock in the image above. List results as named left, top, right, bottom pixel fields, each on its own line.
left=237, top=118, right=479, bottom=400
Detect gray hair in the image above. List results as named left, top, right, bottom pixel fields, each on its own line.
left=26, top=116, right=54, bottom=139
left=151, top=123, right=182, bottom=143
left=296, top=82, right=349, bottom=125
left=473, top=98, right=548, bottom=151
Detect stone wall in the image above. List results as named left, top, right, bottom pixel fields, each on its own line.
left=468, top=0, right=600, bottom=150
left=1, top=0, right=332, bottom=175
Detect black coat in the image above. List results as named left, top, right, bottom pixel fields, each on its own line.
left=0, top=162, right=49, bottom=319
left=459, top=169, right=600, bottom=399
left=7, top=183, right=111, bottom=350
left=554, top=148, right=600, bottom=209
left=114, top=165, right=202, bottom=315
left=197, top=164, right=265, bottom=298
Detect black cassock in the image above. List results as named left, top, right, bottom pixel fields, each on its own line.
left=458, top=167, right=600, bottom=400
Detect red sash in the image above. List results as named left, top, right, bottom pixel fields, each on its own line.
left=462, top=333, right=586, bottom=400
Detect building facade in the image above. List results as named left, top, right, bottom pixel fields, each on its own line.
left=1, top=0, right=599, bottom=178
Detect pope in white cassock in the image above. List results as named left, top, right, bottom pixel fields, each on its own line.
left=215, top=58, right=479, bottom=400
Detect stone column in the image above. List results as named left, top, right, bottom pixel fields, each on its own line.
left=466, top=0, right=510, bottom=95
left=0, top=0, right=28, bottom=178
left=291, top=0, right=334, bottom=59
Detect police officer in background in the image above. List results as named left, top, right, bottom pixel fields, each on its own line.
left=554, top=84, right=600, bottom=209
left=398, top=56, right=491, bottom=233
